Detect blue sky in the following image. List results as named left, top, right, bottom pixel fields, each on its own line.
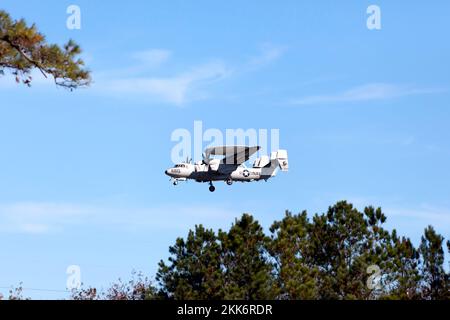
left=0, top=1, right=449, bottom=299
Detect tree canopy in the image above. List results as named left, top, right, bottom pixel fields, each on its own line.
left=0, top=10, right=90, bottom=89
left=155, top=201, right=449, bottom=300
left=4, top=201, right=449, bottom=300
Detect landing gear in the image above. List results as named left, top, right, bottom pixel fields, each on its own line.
left=173, top=180, right=178, bottom=186
left=208, top=182, right=216, bottom=192
left=226, top=178, right=233, bottom=186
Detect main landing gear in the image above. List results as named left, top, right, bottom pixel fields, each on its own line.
left=226, top=178, right=233, bottom=186
left=208, top=181, right=216, bottom=192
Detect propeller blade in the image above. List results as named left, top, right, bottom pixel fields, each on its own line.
left=202, top=153, right=210, bottom=165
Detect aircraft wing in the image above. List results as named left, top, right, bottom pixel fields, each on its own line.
left=205, top=145, right=261, bottom=165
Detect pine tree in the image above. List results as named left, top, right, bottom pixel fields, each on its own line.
left=269, top=210, right=318, bottom=299
left=219, top=214, right=276, bottom=299
left=384, top=233, right=421, bottom=299
left=0, top=10, right=90, bottom=89
left=310, top=201, right=373, bottom=299
left=420, top=226, right=448, bottom=299
left=155, top=203, right=449, bottom=301
left=156, top=225, right=224, bottom=299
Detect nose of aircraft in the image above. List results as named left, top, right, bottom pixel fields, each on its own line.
left=165, top=169, right=169, bottom=176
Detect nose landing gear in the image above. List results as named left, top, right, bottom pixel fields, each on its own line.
left=208, top=181, right=216, bottom=192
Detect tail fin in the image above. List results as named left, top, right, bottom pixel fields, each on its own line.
left=260, top=150, right=289, bottom=177
left=275, top=149, right=289, bottom=172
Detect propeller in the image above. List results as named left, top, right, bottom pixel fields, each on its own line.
left=202, top=152, right=210, bottom=165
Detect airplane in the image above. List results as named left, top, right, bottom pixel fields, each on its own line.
left=165, top=145, right=288, bottom=192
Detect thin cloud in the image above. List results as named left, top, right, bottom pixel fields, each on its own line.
left=313, top=195, right=450, bottom=234
left=0, top=202, right=94, bottom=234
left=0, top=44, right=287, bottom=105
left=291, top=83, right=445, bottom=105
left=131, top=49, right=172, bottom=68
left=101, top=61, right=232, bottom=106
left=101, top=43, right=285, bottom=106
left=383, top=204, right=450, bottom=243
left=248, top=43, right=287, bottom=67
left=0, top=201, right=240, bottom=234
left=385, top=205, right=450, bottom=226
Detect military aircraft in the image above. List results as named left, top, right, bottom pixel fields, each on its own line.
left=165, top=145, right=288, bottom=192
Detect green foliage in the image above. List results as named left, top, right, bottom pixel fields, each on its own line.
left=156, top=225, right=224, bottom=299
left=420, top=226, right=449, bottom=299
left=156, top=215, right=276, bottom=300
left=0, top=10, right=90, bottom=89
left=382, top=233, right=421, bottom=300
left=8, top=201, right=446, bottom=300
left=269, top=210, right=318, bottom=299
left=311, top=201, right=375, bottom=299
left=219, top=214, right=276, bottom=299
left=157, top=201, right=449, bottom=300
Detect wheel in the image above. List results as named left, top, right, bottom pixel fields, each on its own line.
left=226, top=178, right=233, bottom=186
left=173, top=180, right=178, bottom=186
left=209, top=185, right=216, bottom=192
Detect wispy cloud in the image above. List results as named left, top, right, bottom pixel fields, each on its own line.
left=0, top=202, right=94, bottom=234
left=100, top=61, right=232, bottom=106
left=311, top=195, right=450, bottom=235
left=383, top=204, right=450, bottom=243
left=95, top=43, right=287, bottom=106
left=385, top=204, right=450, bottom=226
left=291, top=83, right=445, bottom=105
left=248, top=43, right=287, bottom=68
left=131, top=49, right=172, bottom=68
left=0, top=201, right=240, bottom=235
left=0, top=44, right=287, bottom=105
